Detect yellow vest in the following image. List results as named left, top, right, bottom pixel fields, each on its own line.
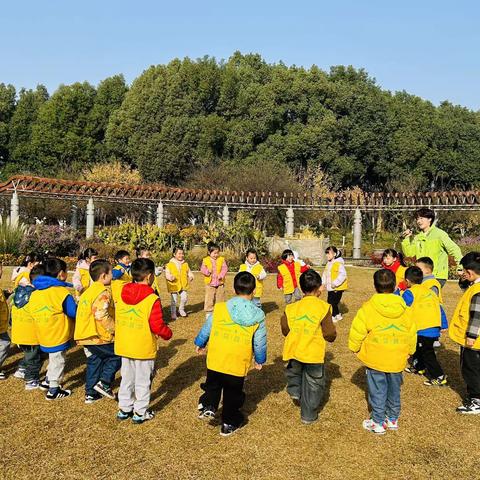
left=114, top=293, right=158, bottom=359
left=0, top=290, right=9, bottom=334
left=449, top=282, right=480, bottom=350
left=283, top=296, right=331, bottom=363
left=11, top=302, right=38, bottom=345
left=111, top=266, right=132, bottom=304
left=207, top=302, right=258, bottom=377
left=349, top=294, right=416, bottom=373
left=13, top=270, right=30, bottom=288
left=28, top=287, right=73, bottom=348
left=395, top=265, right=407, bottom=287
left=239, top=263, right=264, bottom=298
left=422, top=277, right=444, bottom=304
left=278, top=262, right=302, bottom=295
left=74, top=281, right=114, bottom=343
left=406, top=284, right=441, bottom=330
left=79, top=268, right=91, bottom=291
left=330, top=261, right=348, bottom=291
left=166, top=260, right=190, bottom=293
left=203, top=256, right=225, bottom=285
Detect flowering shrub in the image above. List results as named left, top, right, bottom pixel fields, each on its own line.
left=20, top=225, right=82, bottom=257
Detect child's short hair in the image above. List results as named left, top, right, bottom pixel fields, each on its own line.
left=299, top=269, right=322, bottom=294
left=382, top=248, right=406, bottom=266
left=325, top=246, right=341, bottom=258
left=135, top=246, right=149, bottom=258
left=89, top=259, right=112, bottom=282
left=233, top=271, right=256, bottom=295
left=405, top=266, right=423, bottom=285
left=415, top=208, right=435, bottom=226
left=416, top=256, right=434, bottom=272
left=21, top=252, right=41, bottom=267
left=374, top=269, right=396, bottom=293
left=78, top=248, right=98, bottom=261
left=44, top=258, right=67, bottom=278
left=246, top=248, right=258, bottom=258
left=115, top=250, right=130, bottom=263
left=281, top=249, right=294, bottom=260
left=30, top=264, right=45, bottom=281
left=207, top=242, right=220, bottom=254
left=460, top=252, right=480, bottom=275
left=173, top=245, right=184, bottom=255
left=131, top=258, right=155, bottom=283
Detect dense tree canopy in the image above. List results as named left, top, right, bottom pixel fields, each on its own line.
left=2, top=53, right=480, bottom=191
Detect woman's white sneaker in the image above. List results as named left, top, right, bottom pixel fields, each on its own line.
left=362, top=419, right=386, bottom=434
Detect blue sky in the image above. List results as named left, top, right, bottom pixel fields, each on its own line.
left=2, top=0, right=479, bottom=109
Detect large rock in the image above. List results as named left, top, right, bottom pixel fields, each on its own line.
left=267, top=237, right=329, bottom=266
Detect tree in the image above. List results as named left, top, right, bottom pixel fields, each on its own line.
left=0, top=83, right=16, bottom=168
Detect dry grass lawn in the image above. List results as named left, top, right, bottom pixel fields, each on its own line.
left=1, top=266, right=479, bottom=480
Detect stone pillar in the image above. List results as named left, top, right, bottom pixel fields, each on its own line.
left=222, top=205, right=230, bottom=227
left=353, top=208, right=362, bottom=259
left=10, top=192, right=19, bottom=227
left=286, top=207, right=294, bottom=237
left=71, top=204, right=78, bottom=230
left=86, top=198, right=95, bottom=239
left=156, top=201, right=164, bottom=228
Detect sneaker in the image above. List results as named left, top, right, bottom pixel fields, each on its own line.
left=220, top=423, right=243, bottom=437
left=404, top=366, right=426, bottom=375
left=132, top=410, right=155, bottom=424
left=93, top=381, right=116, bottom=400
left=301, top=417, right=318, bottom=425
left=85, top=394, right=102, bottom=404
left=39, top=379, right=50, bottom=391
left=433, top=340, right=441, bottom=348
left=290, top=395, right=301, bottom=407
left=13, top=368, right=25, bottom=379
left=0, top=371, right=6, bottom=380
left=117, top=409, right=134, bottom=421
left=25, top=380, right=40, bottom=390
left=362, top=419, right=386, bottom=435
left=384, top=418, right=399, bottom=431
left=179, top=309, right=188, bottom=317
left=423, top=375, right=447, bottom=386
left=45, top=387, right=72, bottom=401
left=198, top=405, right=216, bottom=420
left=456, top=398, right=480, bottom=414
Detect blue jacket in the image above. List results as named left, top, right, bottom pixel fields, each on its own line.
left=112, top=263, right=130, bottom=280
left=401, top=288, right=448, bottom=338
left=194, top=297, right=267, bottom=365
left=14, top=285, right=35, bottom=308
left=32, top=275, right=77, bottom=352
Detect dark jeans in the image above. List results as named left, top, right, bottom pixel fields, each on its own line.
left=199, top=369, right=245, bottom=427
left=366, top=368, right=403, bottom=424
left=285, top=360, right=326, bottom=422
left=19, top=345, right=44, bottom=382
left=413, top=335, right=444, bottom=379
left=327, top=291, right=343, bottom=317
left=461, top=347, right=480, bottom=399
left=85, top=344, right=121, bottom=396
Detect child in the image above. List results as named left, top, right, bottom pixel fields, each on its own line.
left=74, top=259, right=121, bottom=404
left=281, top=269, right=336, bottom=424
left=165, top=246, right=194, bottom=320
left=11, top=252, right=41, bottom=288
left=277, top=249, right=309, bottom=304
left=402, top=266, right=448, bottom=386
left=136, top=247, right=163, bottom=296
left=449, top=252, right=480, bottom=414
left=115, top=258, right=172, bottom=424
left=0, top=266, right=11, bottom=380
left=111, top=250, right=132, bottom=304
left=322, top=246, right=348, bottom=323
left=201, top=242, right=228, bottom=318
left=28, top=258, right=77, bottom=400
left=239, top=249, right=267, bottom=307
left=349, top=269, right=416, bottom=434
left=72, top=248, right=98, bottom=298
left=11, top=264, right=47, bottom=389
left=194, top=271, right=267, bottom=436
left=381, top=249, right=407, bottom=291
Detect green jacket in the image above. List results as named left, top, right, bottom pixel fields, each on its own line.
left=401, top=225, right=462, bottom=280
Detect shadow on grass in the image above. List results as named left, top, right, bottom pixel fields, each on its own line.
left=261, top=301, right=279, bottom=314
left=351, top=366, right=368, bottom=403
left=321, top=352, right=342, bottom=410
left=437, top=345, right=464, bottom=400
left=339, top=302, right=349, bottom=315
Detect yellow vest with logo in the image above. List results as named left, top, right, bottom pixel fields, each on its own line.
left=330, top=261, right=348, bottom=291
left=406, top=284, right=441, bottom=330
left=449, top=282, right=480, bottom=350
left=13, top=270, right=30, bottom=288
left=422, top=277, right=444, bottom=304
left=207, top=302, right=258, bottom=377
left=11, top=302, right=37, bottom=345
left=203, top=256, right=225, bottom=285
left=74, top=281, right=114, bottom=343
left=166, top=261, right=190, bottom=293
left=28, top=287, right=73, bottom=348
left=239, top=263, right=264, bottom=298
left=114, top=293, right=158, bottom=359
left=283, top=296, right=331, bottom=363
left=278, top=262, right=302, bottom=295
left=349, top=294, right=416, bottom=373
left=0, top=290, right=9, bottom=334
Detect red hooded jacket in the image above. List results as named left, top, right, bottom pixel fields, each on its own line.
left=381, top=258, right=407, bottom=291
left=121, top=283, right=172, bottom=340
left=277, top=260, right=309, bottom=289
